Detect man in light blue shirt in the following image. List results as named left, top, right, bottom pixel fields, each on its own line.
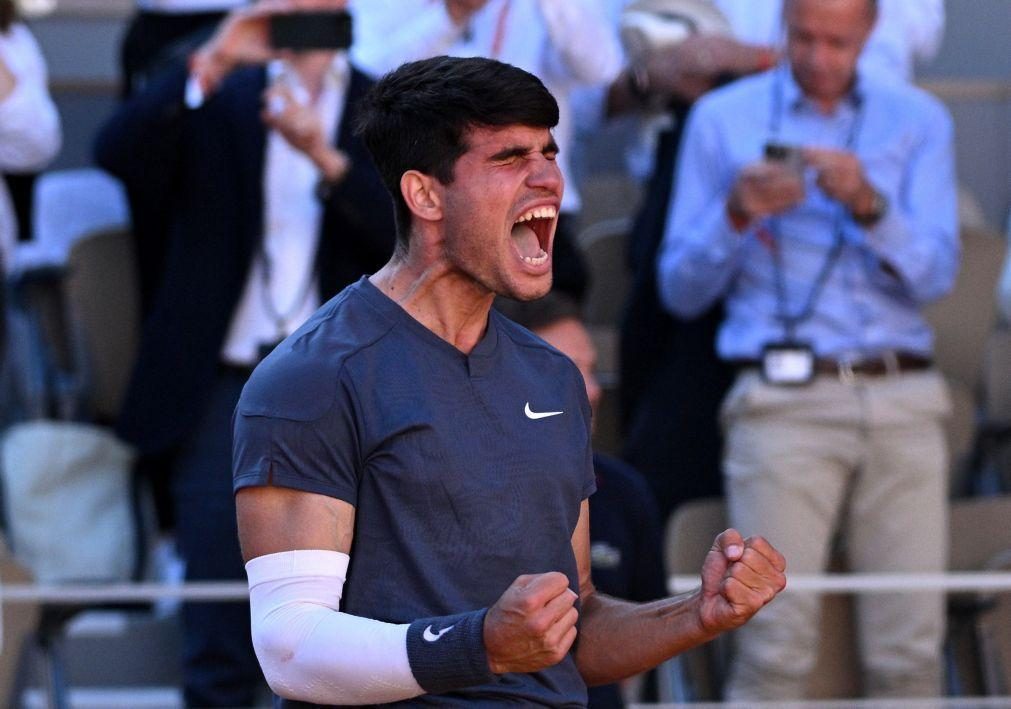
left=657, top=0, right=957, bottom=700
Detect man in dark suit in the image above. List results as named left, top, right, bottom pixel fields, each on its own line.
left=94, top=2, right=395, bottom=705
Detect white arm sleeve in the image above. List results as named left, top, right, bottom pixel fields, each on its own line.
left=246, top=549, right=425, bottom=705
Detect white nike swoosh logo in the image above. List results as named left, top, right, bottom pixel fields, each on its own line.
left=423, top=624, right=454, bottom=642
left=525, top=402, right=563, bottom=420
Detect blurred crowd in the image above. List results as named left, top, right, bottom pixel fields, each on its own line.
left=3, top=0, right=1010, bottom=707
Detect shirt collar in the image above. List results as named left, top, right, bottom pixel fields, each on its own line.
left=780, top=63, right=864, bottom=114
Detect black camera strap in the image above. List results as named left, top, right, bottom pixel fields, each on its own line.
left=766, top=67, right=865, bottom=341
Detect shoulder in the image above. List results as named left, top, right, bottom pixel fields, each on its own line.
left=238, top=282, right=396, bottom=422
left=863, top=76, right=952, bottom=131
left=693, top=71, right=772, bottom=119
left=0, top=23, right=45, bottom=67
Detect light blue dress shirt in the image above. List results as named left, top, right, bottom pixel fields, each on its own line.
left=656, top=66, right=958, bottom=361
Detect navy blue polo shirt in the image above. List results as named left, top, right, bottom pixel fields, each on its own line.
left=233, top=277, right=596, bottom=707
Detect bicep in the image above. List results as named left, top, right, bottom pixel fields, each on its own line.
left=236, top=486, right=355, bottom=562
left=571, top=499, right=595, bottom=599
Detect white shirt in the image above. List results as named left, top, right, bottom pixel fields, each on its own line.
left=351, top=0, right=623, bottom=213
left=0, top=23, right=61, bottom=270
left=221, top=55, right=349, bottom=366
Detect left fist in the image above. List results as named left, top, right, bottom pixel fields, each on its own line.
left=697, top=529, right=787, bottom=634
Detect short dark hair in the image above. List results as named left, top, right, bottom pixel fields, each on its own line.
left=494, top=292, right=582, bottom=333
left=1, top=0, right=16, bottom=33
left=354, top=55, right=559, bottom=252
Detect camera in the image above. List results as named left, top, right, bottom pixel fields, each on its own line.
left=269, top=10, right=353, bottom=51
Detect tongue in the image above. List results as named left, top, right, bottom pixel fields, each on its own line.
left=511, top=222, right=541, bottom=258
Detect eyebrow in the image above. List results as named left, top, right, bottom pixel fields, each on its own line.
left=489, top=138, right=559, bottom=162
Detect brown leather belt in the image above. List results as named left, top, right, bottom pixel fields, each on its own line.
left=732, top=352, right=932, bottom=379
left=814, top=353, right=931, bottom=378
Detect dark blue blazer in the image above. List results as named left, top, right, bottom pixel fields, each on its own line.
left=95, top=61, right=396, bottom=455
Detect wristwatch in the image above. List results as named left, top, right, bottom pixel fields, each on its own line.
left=852, top=188, right=888, bottom=227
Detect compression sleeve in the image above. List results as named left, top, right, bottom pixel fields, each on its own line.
left=246, top=550, right=494, bottom=704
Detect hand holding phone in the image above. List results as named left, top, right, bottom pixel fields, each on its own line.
left=764, top=141, right=805, bottom=175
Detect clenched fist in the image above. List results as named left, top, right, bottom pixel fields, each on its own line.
left=697, top=529, right=787, bottom=634
left=484, top=572, right=579, bottom=674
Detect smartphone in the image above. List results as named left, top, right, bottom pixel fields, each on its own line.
left=269, top=10, right=353, bottom=51
left=764, top=141, right=805, bottom=173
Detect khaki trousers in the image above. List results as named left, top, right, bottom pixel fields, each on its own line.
left=721, top=369, right=951, bottom=700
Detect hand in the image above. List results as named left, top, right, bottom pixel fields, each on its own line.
left=642, top=37, right=777, bottom=102
left=696, top=529, right=786, bottom=634
left=803, top=147, right=876, bottom=213
left=190, top=0, right=347, bottom=97
left=0, top=56, right=15, bottom=102
left=727, top=161, right=805, bottom=227
left=483, top=572, right=579, bottom=674
left=445, top=0, right=488, bottom=25
left=261, top=83, right=351, bottom=182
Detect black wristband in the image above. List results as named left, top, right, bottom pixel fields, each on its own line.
left=405, top=608, right=495, bottom=695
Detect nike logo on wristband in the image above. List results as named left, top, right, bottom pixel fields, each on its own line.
left=422, top=624, right=454, bottom=642
left=524, top=402, right=563, bottom=419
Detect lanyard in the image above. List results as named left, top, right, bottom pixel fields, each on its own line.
left=767, top=67, right=864, bottom=340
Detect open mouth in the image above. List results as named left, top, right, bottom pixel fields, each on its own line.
left=510, top=205, right=557, bottom=267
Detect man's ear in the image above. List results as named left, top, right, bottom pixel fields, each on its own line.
left=400, top=170, right=443, bottom=222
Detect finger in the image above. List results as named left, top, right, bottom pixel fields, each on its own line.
left=548, top=612, right=579, bottom=657
left=801, top=147, right=836, bottom=167
left=720, top=574, right=767, bottom=613
left=541, top=605, right=579, bottom=648
left=726, top=554, right=785, bottom=603
left=714, top=528, right=744, bottom=561
left=540, top=586, right=578, bottom=626
left=745, top=536, right=787, bottom=573
left=519, top=571, right=573, bottom=604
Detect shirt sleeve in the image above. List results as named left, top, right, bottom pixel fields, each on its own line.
left=537, top=0, right=623, bottom=85
left=860, top=98, right=959, bottom=305
left=0, top=25, right=61, bottom=172
left=233, top=364, right=363, bottom=506
left=656, top=99, right=746, bottom=319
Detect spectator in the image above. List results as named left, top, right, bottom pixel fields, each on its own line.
left=94, top=1, right=395, bottom=704
left=496, top=292, right=667, bottom=707
left=657, top=0, right=957, bottom=699
left=352, top=0, right=624, bottom=302
left=589, top=0, right=945, bottom=520
left=119, top=0, right=245, bottom=98
left=0, top=0, right=60, bottom=269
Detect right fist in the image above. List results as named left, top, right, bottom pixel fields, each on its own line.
left=483, top=572, right=579, bottom=674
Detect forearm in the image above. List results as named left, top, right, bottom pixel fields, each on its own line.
left=656, top=202, right=742, bottom=319
left=93, top=62, right=189, bottom=182
left=574, top=589, right=713, bottom=686
left=248, top=550, right=494, bottom=704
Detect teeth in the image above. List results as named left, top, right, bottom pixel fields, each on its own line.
left=515, top=206, right=558, bottom=224
left=522, top=249, right=549, bottom=265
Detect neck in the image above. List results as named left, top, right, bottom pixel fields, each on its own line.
left=370, top=255, right=494, bottom=355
